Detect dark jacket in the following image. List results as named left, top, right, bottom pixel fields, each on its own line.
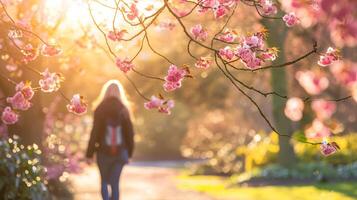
left=86, top=97, right=134, bottom=158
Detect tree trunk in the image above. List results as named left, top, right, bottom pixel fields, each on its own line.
left=262, top=19, right=297, bottom=167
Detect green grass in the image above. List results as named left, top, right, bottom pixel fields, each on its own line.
left=177, top=175, right=357, bottom=200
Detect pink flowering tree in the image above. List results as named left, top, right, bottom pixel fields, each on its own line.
left=0, top=0, right=356, bottom=164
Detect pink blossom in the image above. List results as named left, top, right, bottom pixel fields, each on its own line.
left=195, top=56, right=212, bottom=69
left=244, top=57, right=263, bottom=69
left=107, top=29, right=127, bottom=41
left=305, top=119, right=331, bottom=139
left=330, top=61, right=357, bottom=87
left=261, top=0, right=277, bottom=16
left=219, top=46, right=235, bottom=61
left=144, top=96, right=175, bottom=115
left=235, top=46, right=254, bottom=61
left=311, top=99, right=336, bottom=120
left=127, top=4, right=139, bottom=20
left=320, top=141, right=340, bottom=156
left=66, top=94, right=87, bottom=115
left=190, top=24, right=208, bottom=41
left=163, top=82, right=182, bottom=92
left=214, top=5, right=227, bottom=19
left=158, top=100, right=175, bottom=115
left=244, top=35, right=264, bottom=49
left=40, top=44, right=63, bottom=57
left=318, top=47, right=340, bottom=67
left=15, top=81, right=34, bottom=100
left=1, top=107, right=19, bottom=125
left=217, top=29, right=237, bottom=43
left=144, top=96, right=164, bottom=110
left=284, top=97, right=304, bottom=121
left=5, top=64, right=17, bottom=72
left=198, top=0, right=237, bottom=18
left=39, top=69, right=63, bottom=93
left=163, top=65, right=187, bottom=92
left=260, top=50, right=277, bottom=61
left=296, top=70, right=329, bottom=95
left=329, top=18, right=357, bottom=47
left=21, top=44, right=38, bottom=63
left=7, top=92, right=32, bottom=111
left=236, top=46, right=263, bottom=69
left=116, top=57, right=134, bottom=73
left=282, top=12, right=299, bottom=27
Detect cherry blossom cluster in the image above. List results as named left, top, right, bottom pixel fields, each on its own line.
left=318, top=47, right=340, bottom=67
left=282, top=0, right=357, bottom=47
left=1, top=36, right=88, bottom=124
left=0, top=10, right=89, bottom=124
left=107, top=29, right=127, bottom=41
left=259, top=0, right=277, bottom=16
left=116, top=57, right=134, bottom=73
left=197, top=0, right=239, bottom=19
left=320, top=140, right=340, bottom=156
left=1, top=82, right=34, bottom=125
left=217, top=29, right=237, bottom=43
left=163, top=65, right=189, bottom=92
left=39, top=69, right=63, bottom=93
left=190, top=24, right=208, bottom=41
left=195, top=56, right=213, bottom=69
left=218, top=30, right=278, bottom=69
left=144, top=95, right=175, bottom=115
left=284, top=97, right=304, bottom=122
left=66, top=94, right=88, bottom=115
left=295, top=70, right=329, bottom=95
left=282, top=12, right=300, bottom=27
left=331, top=61, right=357, bottom=102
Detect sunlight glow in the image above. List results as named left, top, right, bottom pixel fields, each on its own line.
left=41, top=0, right=92, bottom=29
left=40, top=0, right=163, bottom=31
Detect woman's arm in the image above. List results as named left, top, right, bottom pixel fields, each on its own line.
left=122, top=110, right=135, bottom=158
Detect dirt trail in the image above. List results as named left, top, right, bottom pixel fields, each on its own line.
left=71, top=162, right=214, bottom=200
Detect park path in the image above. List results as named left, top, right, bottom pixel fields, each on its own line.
left=70, top=161, right=214, bottom=200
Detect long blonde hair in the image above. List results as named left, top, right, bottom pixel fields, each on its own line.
left=93, top=80, right=132, bottom=115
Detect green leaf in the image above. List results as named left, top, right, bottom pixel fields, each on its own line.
left=292, top=130, right=307, bottom=143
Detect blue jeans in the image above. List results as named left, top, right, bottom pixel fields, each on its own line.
left=97, top=150, right=128, bottom=200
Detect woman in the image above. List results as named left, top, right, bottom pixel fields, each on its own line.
left=86, top=80, right=134, bottom=200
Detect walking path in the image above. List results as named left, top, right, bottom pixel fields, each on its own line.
left=71, top=161, right=214, bottom=200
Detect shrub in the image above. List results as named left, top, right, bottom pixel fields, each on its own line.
left=0, top=136, right=48, bottom=200
left=236, top=161, right=357, bottom=183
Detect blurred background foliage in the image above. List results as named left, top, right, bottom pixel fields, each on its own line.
left=185, top=131, right=357, bottom=181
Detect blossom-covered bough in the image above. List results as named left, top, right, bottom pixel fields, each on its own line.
left=0, top=0, right=356, bottom=157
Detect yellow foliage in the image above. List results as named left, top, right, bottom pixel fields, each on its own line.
left=238, top=132, right=357, bottom=170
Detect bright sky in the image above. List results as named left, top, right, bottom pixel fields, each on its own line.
left=41, top=0, right=164, bottom=31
